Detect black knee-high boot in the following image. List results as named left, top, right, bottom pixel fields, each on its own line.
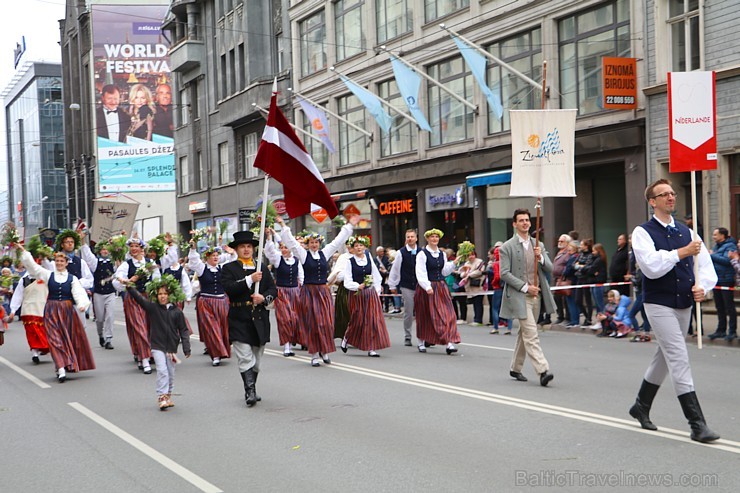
left=253, top=370, right=261, bottom=402
left=629, top=379, right=660, bottom=430
left=241, top=369, right=257, bottom=407
left=678, top=391, right=720, bottom=443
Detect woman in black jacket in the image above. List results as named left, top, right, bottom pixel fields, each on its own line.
left=588, top=243, right=609, bottom=316
left=573, top=239, right=596, bottom=326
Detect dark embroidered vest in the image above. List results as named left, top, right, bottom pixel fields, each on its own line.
left=93, top=258, right=116, bottom=294
left=399, top=247, right=418, bottom=290
left=641, top=218, right=694, bottom=309
left=48, top=274, right=74, bottom=301
left=275, top=258, right=299, bottom=288
left=425, top=248, right=445, bottom=282
left=303, top=251, right=328, bottom=285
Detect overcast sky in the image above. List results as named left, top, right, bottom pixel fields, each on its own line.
left=0, top=0, right=66, bottom=189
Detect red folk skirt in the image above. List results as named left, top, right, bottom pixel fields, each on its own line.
left=21, top=315, right=50, bottom=353
left=276, top=286, right=303, bottom=346
left=44, top=300, right=96, bottom=372
left=299, top=284, right=335, bottom=355
left=123, top=293, right=152, bottom=361
left=196, top=294, right=231, bottom=359
left=414, top=281, right=460, bottom=345
left=345, top=288, right=391, bottom=351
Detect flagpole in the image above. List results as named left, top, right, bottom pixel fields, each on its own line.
left=288, top=89, right=373, bottom=139
left=329, top=67, right=421, bottom=128
left=254, top=174, right=270, bottom=295
left=533, top=60, right=548, bottom=289
left=379, top=47, right=478, bottom=113
left=440, top=24, right=544, bottom=93
left=252, top=103, right=325, bottom=145
left=691, top=170, right=703, bottom=349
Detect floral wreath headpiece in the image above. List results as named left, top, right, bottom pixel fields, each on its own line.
left=304, top=232, right=325, bottom=243
left=55, top=229, right=81, bottom=251
left=126, top=237, right=147, bottom=248
left=202, top=246, right=223, bottom=260
left=424, top=228, right=444, bottom=239
left=145, top=274, right=186, bottom=304
left=347, top=235, right=370, bottom=248
left=94, top=241, right=112, bottom=254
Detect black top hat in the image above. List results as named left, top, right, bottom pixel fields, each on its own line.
left=229, top=231, right=259, bottom=249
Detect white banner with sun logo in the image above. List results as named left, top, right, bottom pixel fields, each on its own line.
left=509, top=110, right=577, bottom=197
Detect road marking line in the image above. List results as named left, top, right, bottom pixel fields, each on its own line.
left=264, top=349, right=740, bottom=454
left=458, top=342, right=514, bottom=352
left=68, top=402, right=223, bottom=493
left=0, top=356, right=51, bottom=389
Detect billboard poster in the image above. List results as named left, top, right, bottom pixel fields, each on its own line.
left=92, top=4, right=175, bottom=192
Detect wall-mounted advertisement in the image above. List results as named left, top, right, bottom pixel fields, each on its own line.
left=92, top=3, right=175, bottom=192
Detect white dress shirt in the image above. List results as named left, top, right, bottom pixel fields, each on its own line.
left=631, top=215, right=717, bottom=295
left=388, top=244, right=418, bottom=290
left=265, top=239, right=304, bottom=285
left=21, top=251, right=91, bottom=311
left=343, top=252, right=382, bottom=293
left=415, top=246, right=455, bottom=292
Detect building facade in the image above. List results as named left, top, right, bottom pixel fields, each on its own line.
left=2, top=62, right=69, bottom=235
left=61, top=0, right=177, bottom=238
left=644, top=0, right=740, bottom=240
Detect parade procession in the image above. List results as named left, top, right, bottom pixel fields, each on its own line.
left=3, top=0, right=740, bottom=491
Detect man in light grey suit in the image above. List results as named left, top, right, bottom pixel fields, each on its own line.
left=499, top=208, right=555, bottom=386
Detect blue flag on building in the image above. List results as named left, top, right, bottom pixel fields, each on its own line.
left=452, top=35, right=504, bottom=120
left=338, top=74, right=393, bottom=133
left=390, top=56, right=432, bottom=132
left=296, top=95, right=336, bottom=153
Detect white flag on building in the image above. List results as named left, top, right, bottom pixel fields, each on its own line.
left=509, top=110, right=577, bottom=197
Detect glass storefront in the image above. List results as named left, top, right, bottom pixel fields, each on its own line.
left=376, top=194, right=418, bottom=249
left=486, top=184, right=535, bottom=246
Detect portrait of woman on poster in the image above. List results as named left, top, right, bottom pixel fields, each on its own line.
left=128, top=84, right=155, bottom=141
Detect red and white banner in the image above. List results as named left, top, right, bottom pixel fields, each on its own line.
left=509, top=110, right=577, bottom=197
left=668, top=71, right=717, bottom=172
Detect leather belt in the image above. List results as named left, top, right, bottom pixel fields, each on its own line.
left=230, top=301, right=253, bottom=307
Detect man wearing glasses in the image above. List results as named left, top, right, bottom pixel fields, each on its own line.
left=628, top=179, right=720, bottom=443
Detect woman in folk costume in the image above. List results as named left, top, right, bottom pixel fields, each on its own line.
left=9, top=240, right=51, bottom=364
left=328, top=244, right=352, bottom=342
left=340, top=236, right=391, bottom=357
left=112, top=238, right=160, bottom=374
left=275, top=214, right=359, bottom=367
left=265, top=228, right=304, bottom=357
left=414, top=229, right=460, bottom=354
left=188, top=245, right=230, bottom=366
left=18, top=245, right=95, bottom=383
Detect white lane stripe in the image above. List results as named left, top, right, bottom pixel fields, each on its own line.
left=0, top=356, right=52, bottom=389
left=264, top=349, right=740, bottom=454
left=458, top=342, right=514, bottom=352
left=68, top=402, right=223, bottom=493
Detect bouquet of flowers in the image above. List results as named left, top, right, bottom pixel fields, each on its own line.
left=455, top=241, right=475, bottom=265
left=249, top=201, right=279, bottom=235
left=107, top=234, right=129, bottom=262
left=363, top=274, right=374, bottom=287
left=189, top=227, right=214, bottom=246
left=145, top=274, right=185, bottom=304
left=131, top=263, right=158, bottom=285
left=0, top=273, right=19, bottom=289
left=26, top=235, right=54, bottom=261
left=1, top=222, right=20, bottom=248
left=332, top=215, right=347, bottom=228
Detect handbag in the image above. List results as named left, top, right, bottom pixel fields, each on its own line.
left=554, top=278, right=573, bottom=297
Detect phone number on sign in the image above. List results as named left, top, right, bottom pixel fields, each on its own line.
left=606, top=95, right=635, bottom=105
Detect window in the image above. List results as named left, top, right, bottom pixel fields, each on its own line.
left=337, top=94, right=368, bottom=166
left=190, top=81, right=199, bottom=120
left=377, top=0, right=412, bottom=43
left=487, top=28, right=543, bottom=134
left=220, top=54, right=227, bottom=98
left=302, top=110, right=330, bottom=172
left=218, top=142, right=231, bottom=184
left=179, top=155, right=190, bottom=194
left=238, top=43, right=247, bottom=89
left=197, top=151, right=205, bottom=190
left=378, top=79, right=417, bottom=157
left=668, top=0, right=700, bottom=71
left=277, top=33, right=285, bottom=72
left=242, top=132, right=260, bottom=179
left=229, top=48, right=236, bottom=95
left=425, top=0, right=468, bottom=22
left=179, top=88, right=190, bottom=125
left=559, top=0, right=630, bottom=115
left=300, top=10, right=326, bottom=76
left=427, top=57, right=474, bottom=146
left=335, top=0, right=364, bottom=61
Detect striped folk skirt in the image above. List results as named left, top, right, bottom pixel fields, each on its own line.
left=414, top=281, right=460, bottom=345
left=345, top=288, right=391, bottom=351
left=300, top=284, right=335, bottom=355
left=21, top=315, right=50, bottom=353
left=276, top=286, right=302, bottom=346
left=44, top=300, right=96, bottom=372
left=196, top=295, right=231, bottom=359
left=123, top=294, right=152, bottom=361
left=333, top=284, right=351, bottom=340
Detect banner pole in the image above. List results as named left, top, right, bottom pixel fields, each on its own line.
left=533, top=61, right=548, bottom=289
left=691, top=171, right=702, bottom=349
left=254, top=174, right=270, bottom=294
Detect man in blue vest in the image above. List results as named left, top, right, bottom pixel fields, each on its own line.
left=389, top=229, right=419, bottom=346
left=80, top=232, right=117, bottom=349
left=628, top=179, right=719, bottom=443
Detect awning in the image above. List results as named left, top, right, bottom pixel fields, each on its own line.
left=330, top=189, right=369, bottom=202
left=466, top=170, right=512, bottom=188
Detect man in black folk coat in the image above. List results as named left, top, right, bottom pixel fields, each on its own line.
left=221, top=231, right=277, bottom=407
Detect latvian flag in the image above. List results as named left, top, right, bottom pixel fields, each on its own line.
left=253, top=81, right=339, bottom=219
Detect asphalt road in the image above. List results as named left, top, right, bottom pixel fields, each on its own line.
left=2, top=304, right=739, bottom=492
